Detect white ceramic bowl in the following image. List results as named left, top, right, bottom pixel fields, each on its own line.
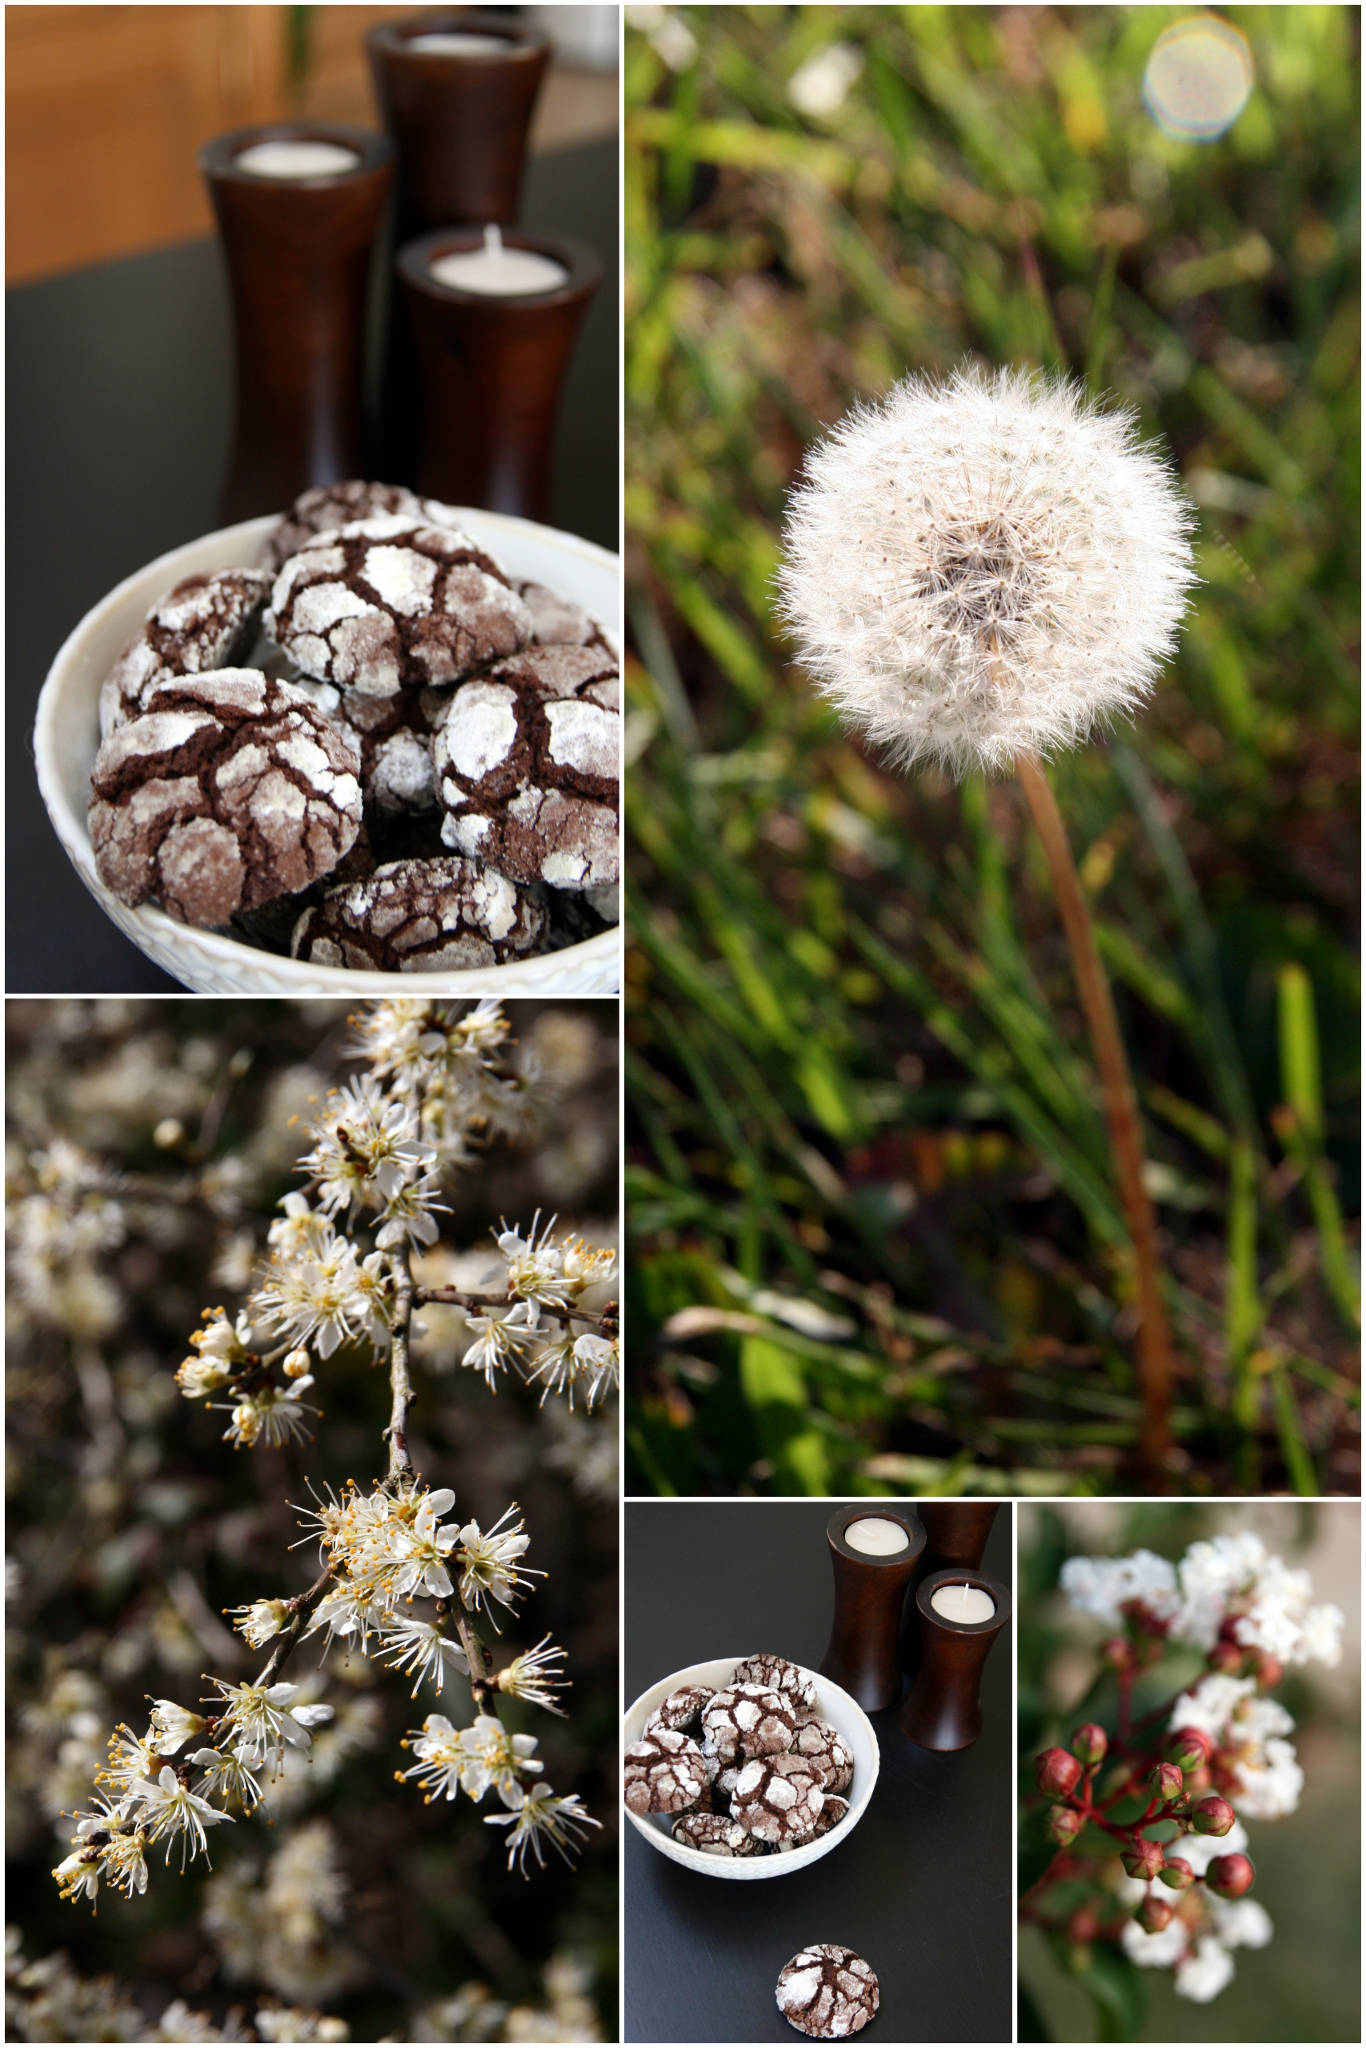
left=622, top=1656, right=880, bottom=1880
left=34, top=510, right=622, bottom=995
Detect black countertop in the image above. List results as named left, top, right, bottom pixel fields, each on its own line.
left=6, top=135, right=618, bottom=993
left=624, top=1501, right=1014, bottom=2046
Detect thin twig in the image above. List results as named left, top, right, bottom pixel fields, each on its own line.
left=415, top=1285, right=615, bottom=1332
left=452, top=1609, right=499, bottom=1715
left=385, top=1246, right=417, bottom=1480
left=1014, top=749, right=1176, bottom=1482
left=253, top=1567, right=333, bottom=1689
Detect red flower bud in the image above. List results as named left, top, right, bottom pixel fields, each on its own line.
left=1254, top=1652, right=1284, bottom=1689
left=1121, top=1836, right=1166, bottom=1882
left=1147, top=1761, right=1184, bottom=1803
left=1137, top=1893, right=1175, bottom=1934
left=1206, top=1852, right=1255, bottom=1899
left=1047, top=1804, right=1084, bottom=1846
left=1101, top=1636, right=1129, bottom=1670
left=1158, top=1856, right=1196, bottom=1892
left=1168, top=1727, right=1213, bottom=1772
left=1211, top=1641, right=1244, bottom=1675
left=1071, top=1723, right=1108, bottom=1765
left=1191, top=1794, right=1236, bottom=1837
left=1067, top=1904, right=1099, bottom=1943
left=1036, top=1747, right=1083, bottom=1798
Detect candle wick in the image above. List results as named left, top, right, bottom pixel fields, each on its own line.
left=485, top=224, right=503, bottom=257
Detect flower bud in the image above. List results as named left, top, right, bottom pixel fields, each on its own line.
left=1147, top=1762, right=1184, bottom=1804
left=1121, top=1836, right=1166, bottom=1882
left=1101, top=1635, right=1129, bottom=1670
left=1254, top=1651, right=1284, bottom=1689
left=1167, top=1727, right=1212, bottom=1772
left=1047, top=1804, right=1084, bottom=1846
left=1036, top=1747, right=1083, bottom=1798
left=282, top=1348, right=312, bottom=1379
left=1158, top=1856, right=1196, bottom=1891
left=153, top=1118, right=185, bottom=1149
left=1211, top=1640, right=1244, bottom=1675
left=1190, top=1794, right=1236, bottom=1837
left=1071, top=1723, right=1108, bottom=1765
left=1206, top=1852, right=1255, bottom=1899
left=1067, top=1904, right=1099, bottom=1943
left=1136, top=1894, right=1175, bottom=1934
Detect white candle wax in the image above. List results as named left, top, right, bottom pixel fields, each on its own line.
left=843, top=1516, right=909, bottom=1556
left=234, top=140, right=361, bottom=180
left=930, top=1582, right=996, bottom=1625
left=405, top=31, right=513, bottom=55
left=429, top=225, right=568, bottom=298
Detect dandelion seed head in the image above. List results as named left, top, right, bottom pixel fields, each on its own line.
left=778, top=361, right=1198, bottom=779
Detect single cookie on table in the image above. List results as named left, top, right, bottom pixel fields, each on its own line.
left=266, top=516, right=532, bottom=699
left=623, top=1728, right=707, bottom=1816
left=516, top=578, right=616, bottom=655
left=776, top=1945, right=879, bottom=2040
left=729, top=1754, right=825, bottom=1846
left=263, top=479, right=424, bottom=572
left=791, top=1719, right=855, bottom=1794
left=290, top=856, right=545, bottom=974
left=671, top=1812, right=764, bottom=1858
left=733, top=1653, right=819, bottom=1716
left=89, top=669, right=362, bottom=929
left=644, top=1684, right=716, bottom=1738
left=98, top=569, right=271, bottom=737
left=701, top=1684, right=797, bottom=1763
left=434, top=644, right=619, bottom=892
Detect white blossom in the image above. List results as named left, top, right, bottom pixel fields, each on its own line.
left=1058, top=1549, right=1179, bottom=1629
left=462, top=1302, right=541, bottom=1389
left=300, top=1077, right=428, bottom=1218
left=374, top=1614, right=470, bottom=1697
left=496, top=1636, right=569, bottom=1715
left=1174, top=1935, right=1236, bottom=2003
left=779, top=362, right=1197, bottom=778
left=226, top=1598, right=291, bottom=1649
left=456, top=1507, right=543, bottom=1619
left=484, top=1784, right=600, bottom=1877
left=130, top=1764, right=234, bottom=1869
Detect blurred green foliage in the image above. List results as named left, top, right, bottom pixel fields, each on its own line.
left=624, top=5, right=1360, bottom=1497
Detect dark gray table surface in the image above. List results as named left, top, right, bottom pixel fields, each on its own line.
left=624, top=1501, right=1014, bottom=2046
left=6, top=136, right=618, bottom=993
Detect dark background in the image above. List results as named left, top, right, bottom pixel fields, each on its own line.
left=624, top=1500, right=1013, bottom=2045
left=7, top=135, right=617, bottom=992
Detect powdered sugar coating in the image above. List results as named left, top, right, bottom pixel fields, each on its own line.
left=733, top=1654, right=820, bottom=1715
left=672, top=1812, right=764, bottom=1857
left=644, top=1684, right=716, bottom=1738
left=701, top=1684, right=796, bottom=1763
left=263, top=479, right=425, bottom=572
left=516, top=578, right=616, bottom=655
left=623, top=1728, right=707, bottom=1816
left=89, top=669, right=362, bottom=928
left=289, top=855, right=544, bottom=974
left=775, top=1944, right=879, bottom=2038
left=267, top=517, right=532, bottom=698
left=98, top=569, right=270, bottom=736
left=433, top=644, right=619, bottom=891
left=791, top=1719, right=855, bottom=1793
left=730, top=1753, right=825, bottom=1845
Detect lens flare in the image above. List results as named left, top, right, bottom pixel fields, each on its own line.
left=1143, top=15, right=1254, bottom=142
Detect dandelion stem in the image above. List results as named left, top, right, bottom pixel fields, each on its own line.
left=1014, top=749, right=1175, bottom=1481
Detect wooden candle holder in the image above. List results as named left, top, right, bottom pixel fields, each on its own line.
left=366, top=11, right=550, bottom=237
left=898, top=1568, right=1011, bottom=1753
left=818, top=1504, right=925, bottom=1713
left=918, top=1502, right=1001, bottom=1574
left=396, top=227, right=602, bottom=520
left=200, top=123, right=393, bottom=520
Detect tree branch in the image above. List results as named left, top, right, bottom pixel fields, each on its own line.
left=385, top=1245, right=417, bottom=1480
left=252, top=1567, right=334, bottom=1689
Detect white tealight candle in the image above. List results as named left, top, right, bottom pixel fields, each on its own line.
left=843, top=1516, right=909, bottom=1556
left=405, top=31, right=513, bottom=55
left=930, top=1582, right=996, bottom=1625
left=428, top=224, right=569, bottom=298
left=234, top=140, right=361, bottom=180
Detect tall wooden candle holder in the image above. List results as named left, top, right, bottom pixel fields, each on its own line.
left=396, top=227, right=601, bottom=519
left=918, top=1502, right=1001, bottom=1574
left=818, top=1505, right=925, bottom=1713
left=200, top=123, right=393, bottom=520
left=899, top=1568, right=1011, bottom=1753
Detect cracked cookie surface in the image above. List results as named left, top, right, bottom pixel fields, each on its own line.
left=267, top=516, right=532, bottom=697
left=89, top=668, right=363, bottom=928
left=263, top=479, right=425, bottom=572
left=98, top=569, right=270, bottom=737
left=434, top=644, right=619, bottom=891
left=289, top=855, right=545, bottom=973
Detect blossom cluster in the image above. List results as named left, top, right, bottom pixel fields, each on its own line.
left=459, top=1214, right=619, bottom=1410
left=1025, top=1527, right=1346, bottom=2007
left=52, top=1681, right=333, bottom=1911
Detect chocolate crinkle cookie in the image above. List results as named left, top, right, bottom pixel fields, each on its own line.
left=623, top=1729, right=707, bottom=1816
left=290, top=856, right=545, bottom=974
left=338, top=686, right=444, bottom=816
left=803, top=1795, right=850, bottom=1841
left=98, top=569, right=271, bottom=737
left=434, top=644, right=619, bottom=891
left=776, top=1945, right=879, bottom=2040
left=733, top=1654, right=819, bottom=1715
left=672, top=1813, right=764, bottom=1858
left=791, top=1719, right=855, bottom=1793
left=729, top=1754, right=825, bottom=1846
left=267, top=516, right=533, bottom=698
left=263, top=479, right=424, bottom=572
left=516, top=578, right=616, bottom=655
left=89, top=668, right=362, bottom=929
left=701, top=1684, right=797, bottom=1763
left=644, top=1685, right=716, bottom=1738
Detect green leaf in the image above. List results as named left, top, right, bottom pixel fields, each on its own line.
left=1081, top=1945, right=1144, bottom=2042
left=738, top=1337, right=831, bottom=1494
